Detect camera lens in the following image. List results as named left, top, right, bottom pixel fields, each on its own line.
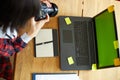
left=48, top=3, right=58, bottom=17
left=35, top=3, right=58, bottom=21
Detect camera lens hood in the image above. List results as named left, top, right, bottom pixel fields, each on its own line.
left=49, top=3, right=58, bottom=17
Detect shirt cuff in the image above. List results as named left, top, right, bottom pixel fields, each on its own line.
left=21, top=33, right=32, bottom=43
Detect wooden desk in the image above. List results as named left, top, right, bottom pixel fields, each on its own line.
left=14, top=0, right=120, bottom=80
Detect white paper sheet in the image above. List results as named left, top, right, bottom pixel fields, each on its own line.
left=36, top=43, right=54, bottom=57
left=35, top=74, right=80, bottom=80
left=35, top=29, right=53, bottom=44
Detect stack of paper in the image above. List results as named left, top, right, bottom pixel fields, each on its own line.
left=35, top=29, right=54, bottom=57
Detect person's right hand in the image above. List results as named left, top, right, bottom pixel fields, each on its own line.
left=27, top=14, right=50, bottom=39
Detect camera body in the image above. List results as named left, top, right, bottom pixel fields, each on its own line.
left=35, top=3, right=58, bottom=21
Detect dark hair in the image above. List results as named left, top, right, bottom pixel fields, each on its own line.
left=0, top=0, right=40, bottom=32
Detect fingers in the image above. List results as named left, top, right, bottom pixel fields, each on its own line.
left=30, top=14, right=50, bottom=30
left=45, top=1, right=52, bottom=7
left=31, top=17, right=35, bottom=25
left=44, top=14, right=50, bottom=22
left=37, top=14, right=50, bottom=23
left=41, top=0, right=52, bottom=7
left=30, top=17, right=37, bottom=28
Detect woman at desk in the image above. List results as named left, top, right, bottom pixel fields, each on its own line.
left=0, top=0, right=51, bottom=80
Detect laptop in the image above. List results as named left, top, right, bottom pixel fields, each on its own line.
left=58, top=5, right=119, bottom=70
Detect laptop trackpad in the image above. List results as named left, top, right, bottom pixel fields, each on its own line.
left=63, top=30, right=73, bottom=43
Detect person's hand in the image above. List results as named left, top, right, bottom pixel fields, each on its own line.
left=27, top=14, right=50, bottom=39
left=41, top=0, right=52, bottom=7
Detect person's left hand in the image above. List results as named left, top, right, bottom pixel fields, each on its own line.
left=41, top=0, right=52, bottom=7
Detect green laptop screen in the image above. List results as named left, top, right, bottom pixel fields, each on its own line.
left=94, top=10, right=118, bottom=68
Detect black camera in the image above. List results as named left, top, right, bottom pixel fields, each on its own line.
left=35, top=3, right=58, bottom=21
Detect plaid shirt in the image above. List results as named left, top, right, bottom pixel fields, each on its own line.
left=0, top=37, right=27, bottom=80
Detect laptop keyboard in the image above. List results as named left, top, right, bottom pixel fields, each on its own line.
left=74, top=21, right=92, bottom=66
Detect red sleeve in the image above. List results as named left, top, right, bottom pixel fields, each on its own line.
left=0, top=37, right=27, bottom=57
